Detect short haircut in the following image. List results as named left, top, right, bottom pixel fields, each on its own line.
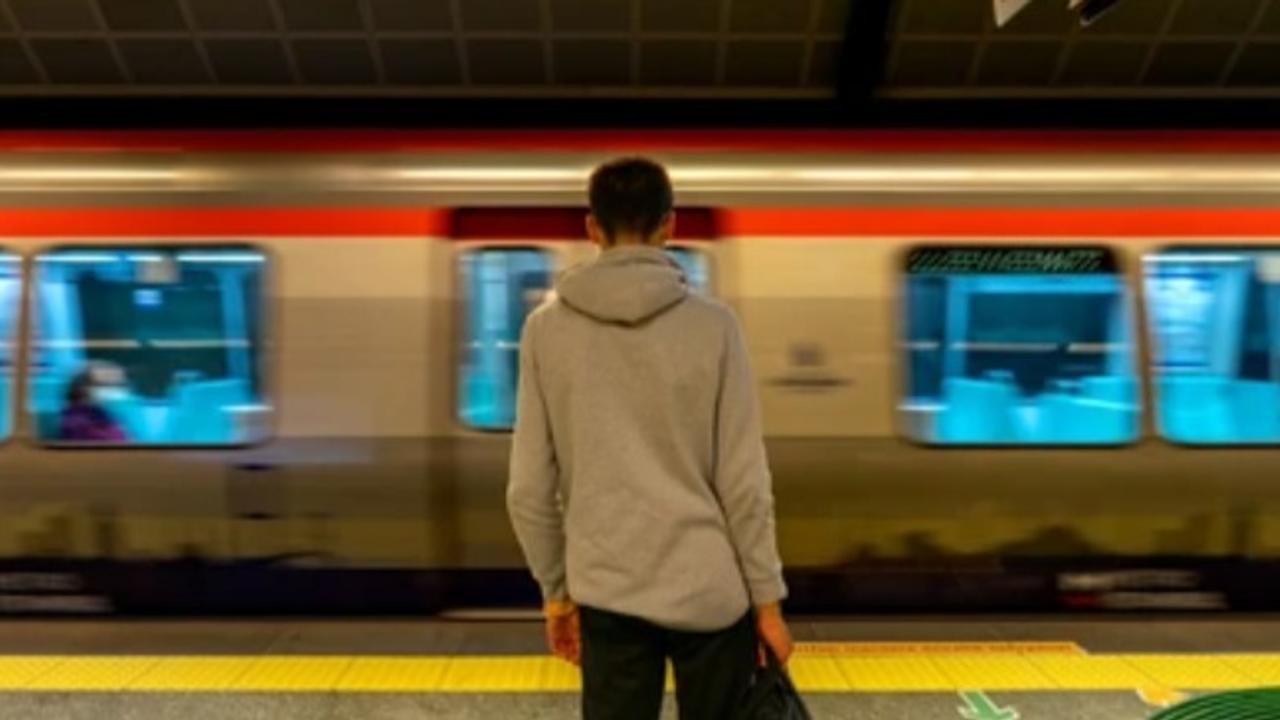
left=588, top=157, right=674, bottom=241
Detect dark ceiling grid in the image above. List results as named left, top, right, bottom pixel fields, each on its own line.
left=447, top=0, right=473, bottom=85
left=0, top=0, right=48, bottom=82
left=963, top=0, right=996, bottom=86
left=1048, top=2, right=1085, bottom=85
left=173, top=0, right=217, bottom=83
left=799, top=0, right=824, bottom=86
left=537, top=0, right=554, bottom=85
left=714, top=0, right=734, bottom=85
left=628, top=0, right=640, bottom=85
left=881, top=0, right=913, bottom=90
left=1217, top=0, right=1275, bottom=85
left=357, top=0, right=387, bottom=84
left=266, top=0, right=302, bottom=84
left=85, top=0, right=132, bottom=83
left=1134, top=0, right=1186, bottom=85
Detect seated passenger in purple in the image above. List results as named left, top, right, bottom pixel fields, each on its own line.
left=59, top=368, right=126, bottom=443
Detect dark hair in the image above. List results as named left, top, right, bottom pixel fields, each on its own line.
left=66, top=370, right=94, bottom=406
left=588, top=157, right=674, bottom=241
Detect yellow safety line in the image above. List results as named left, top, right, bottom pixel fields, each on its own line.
left=0, top=647, right=1276, bottom=693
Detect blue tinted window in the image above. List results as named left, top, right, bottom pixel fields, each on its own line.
left=666, top=247, right=710, bottom=293
left=1145, top=249, right=1280, bottom=444
left=900, top=247, right=1140, bottom=445
left=29, top=247, right=271, bottom=446
left=0, top=252, right=18, bottom=440
left=458, top=248, right=552, bottom=430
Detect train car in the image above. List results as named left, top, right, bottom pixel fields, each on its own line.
left=0, top=130, right=1279, bottom=614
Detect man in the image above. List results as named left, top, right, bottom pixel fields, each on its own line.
left=507, top=157, right=792, bottom=720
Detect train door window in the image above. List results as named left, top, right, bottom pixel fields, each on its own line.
left=458, top=247, right=553, bottom=430
left=0, top=251, right=18, bottom=440
left=28, top=247, right=271, bottom=446
left=900, top=246, right=1140, bottom=445
left=666, top=246, right=710, bottom=293
left=1144, top=248, right=1280, bottom=444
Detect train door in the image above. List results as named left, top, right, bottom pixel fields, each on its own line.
left=445, top=208, right=719, bottom=582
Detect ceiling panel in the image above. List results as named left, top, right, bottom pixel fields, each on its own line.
left=293, top=38, right=377, bottom=84
left=641, top=0, right=721, bottom=33
left=640, top=40, right=717, bottom=85
left=976, top=40, right=1060, bottom=85
left=99, top=0, right=186, bottom=31
left=817, top=0, right=849, bottom=33
left=279, top=0, right=365, bottom=31
left=726, top=40, right=804, bottom=85
left=380, top=39, right=460, bottom=84
left=730, top=0, right=813, bottom=33
left=550, top=0, right=629, bottom=32
left=809, top=39, right=841, bottom=86
left=460, top=0, right=541, bottom=32
left=1229, top=42, right=1280, bottom=85
left=0, top=0, right=1276, bottom=99
left=1059, top=41, right=1148, bottom=86
left=0, top=39, right=37, bottom=82
left=187, top=0, right=277, bottom=31
left=118, top=38, right=210, bottom=83
left=1145, top=42, right=1236, bottom=86
left=1169, top=0, right=1258, bottom=35
left=890, top=40, right=974, bottom=86
left=205, top=38, right=293, bottom=84
left=370, top=0, right=453, bottom=30
left=467, top=38, right=545, bottom=84
left=9, top=0, right=98, bottom=32
left=31, top=38, right=122, bottom=83
left=1260, top=2, right=1280, bottom=33
left=555, top=39, right=631, bottom=84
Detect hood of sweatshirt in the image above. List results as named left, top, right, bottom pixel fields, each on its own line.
left=555, top=245, right=688, bottom=326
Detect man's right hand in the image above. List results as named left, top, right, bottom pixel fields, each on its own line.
left=755, top=602, right=793, bottom=665
left=545, top=599, right=581, bottom=666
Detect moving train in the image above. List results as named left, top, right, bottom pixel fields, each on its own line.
left=1, top=130, right=1279, bottom=614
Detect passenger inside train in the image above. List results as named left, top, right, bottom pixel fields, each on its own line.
left=27, top=247, right=270, bottom=445
left=58, top=363, right=127, bottom=443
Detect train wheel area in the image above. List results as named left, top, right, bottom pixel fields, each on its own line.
left=0, top=617, right=1277, bottom=719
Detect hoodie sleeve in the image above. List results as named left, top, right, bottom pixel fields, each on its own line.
left=507, top=312, right=568, bottom=602
left=713, top=311, right=788, bottom=606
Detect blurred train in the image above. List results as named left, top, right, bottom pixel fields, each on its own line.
left=1, top=130, right=1280, bottom=614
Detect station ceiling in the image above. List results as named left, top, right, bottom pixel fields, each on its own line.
left=0, top=0, right=1273, bottom=100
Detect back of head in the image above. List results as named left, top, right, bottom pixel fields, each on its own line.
left=588, top=158, right=673, bottom=244
left=558, top=158, right=685, bottom=325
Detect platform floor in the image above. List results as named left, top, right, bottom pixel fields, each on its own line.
left=2, top=616, right=1279, bottom=718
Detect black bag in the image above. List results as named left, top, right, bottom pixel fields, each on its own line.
left=737, top=648, right=813, bottom=720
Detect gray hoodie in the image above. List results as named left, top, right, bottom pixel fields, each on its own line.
left=507, top=245, right=787, bottom=632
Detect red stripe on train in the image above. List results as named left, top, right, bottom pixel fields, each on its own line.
left=0, top=207, right=1278, bottom=238
left=722, top=208, right=1280, bottom=237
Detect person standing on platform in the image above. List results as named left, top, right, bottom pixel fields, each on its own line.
left=507, top=157, right=792, bottom=720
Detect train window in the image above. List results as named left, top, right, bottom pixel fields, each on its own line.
left=0, top=251, right=18, bottom=440
left=28, top=247, right=271, bottom=446
left=458, top=247, right=553, bottom=430
left=666, top=246, right=710, bottom=293
left=900, top=246, right=1140, bottom=445
left=1144, top=248, right=1280, bottom=444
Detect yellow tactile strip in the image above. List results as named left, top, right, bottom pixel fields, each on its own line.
left=0, top=644, right=1277, bottom=693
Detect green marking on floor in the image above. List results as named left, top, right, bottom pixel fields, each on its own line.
left=957, top=691, right=1019, bottom=720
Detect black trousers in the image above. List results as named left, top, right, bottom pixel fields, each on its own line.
left=580, top=606, right=756, bottom=720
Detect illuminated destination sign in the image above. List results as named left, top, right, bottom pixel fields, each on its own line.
left=907, top=247, right=1116, bottom=275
